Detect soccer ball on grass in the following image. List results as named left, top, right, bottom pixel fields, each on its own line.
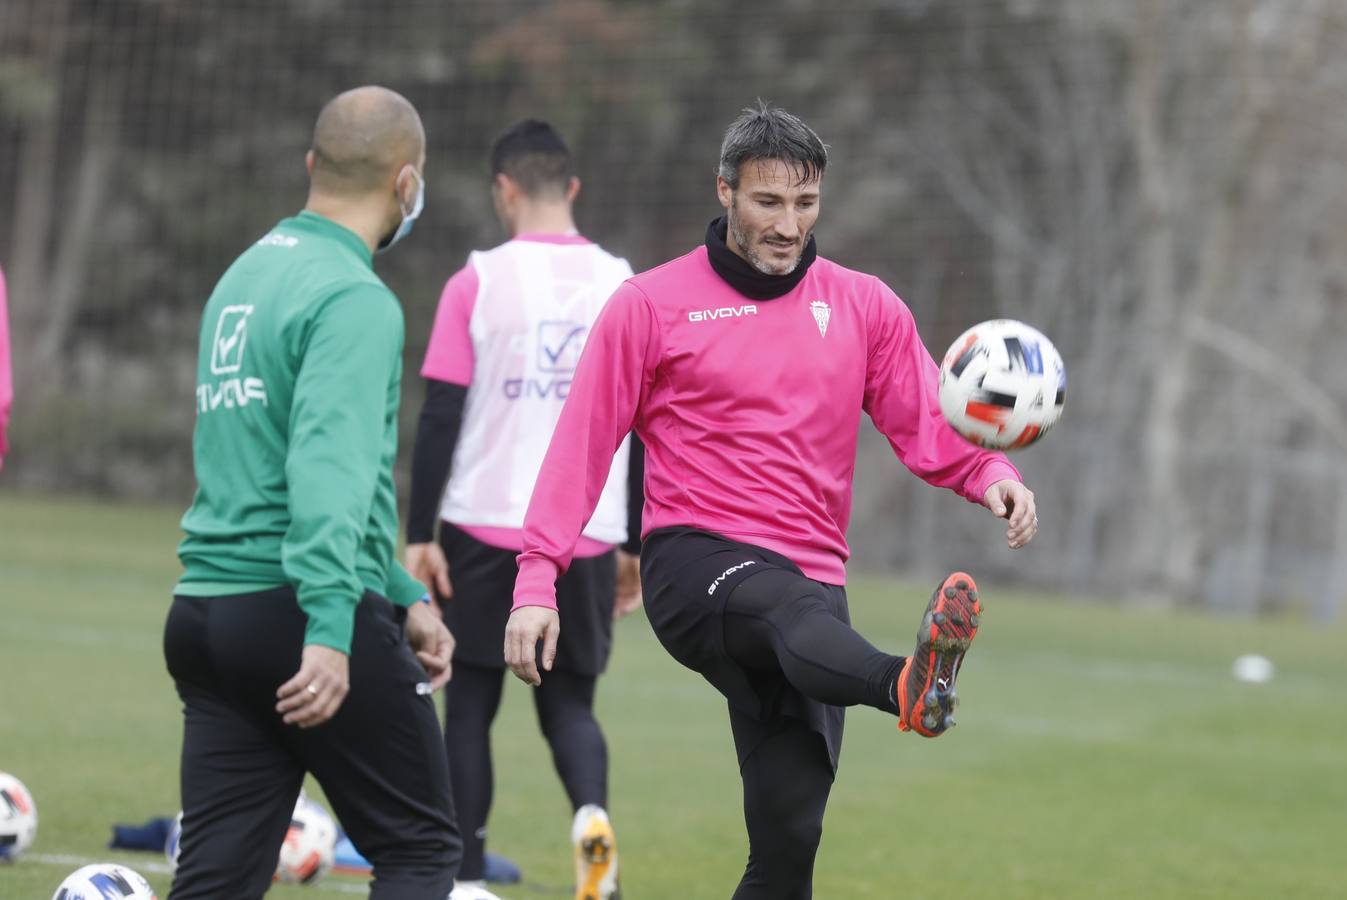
left=52, top=863, right=157, bottom=899
left=275, top=794, right=338, bottom=884
left=165, top=793, right=337, bottom=884
left=0, top=771, right=37, bottom=862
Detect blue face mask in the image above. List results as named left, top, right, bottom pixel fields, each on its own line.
left=377, top=167, right=425, bottom=253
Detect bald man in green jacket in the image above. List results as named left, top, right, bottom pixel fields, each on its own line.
left=167, top=86, right=459, bottom=899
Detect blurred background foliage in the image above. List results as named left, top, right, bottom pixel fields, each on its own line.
left=2, top=0, right=1345, bottom=616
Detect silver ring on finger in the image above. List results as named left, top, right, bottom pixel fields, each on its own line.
left=306, top=683, right=319, bottom=697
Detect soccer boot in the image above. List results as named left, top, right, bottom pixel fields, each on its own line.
left=897, top=571, right=981, bottom=737
left=572, top=804, right=620, bottom=900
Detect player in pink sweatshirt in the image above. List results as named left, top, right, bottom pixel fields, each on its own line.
left=507, top=103, right=1039, bottom=897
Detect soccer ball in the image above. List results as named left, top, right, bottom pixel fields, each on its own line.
left=166, top=794, right=338, bottom=883
left=938, top=319, right=1066, bottom=450
left=275, top=795, right=337, bottom=884
left=164, top=811, right=183, bottom=869
left=52, top=863, right=157, bottom=899
left=0, top=772, right=37, bottom=862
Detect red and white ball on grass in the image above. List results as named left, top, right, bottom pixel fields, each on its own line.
left=165, top=792, right=337, bottom=885
left=938, top=318, right=1066, bottom=451
left=276, top=794, right=338, bottom=885
left=0, top=771, right=37, bottom=863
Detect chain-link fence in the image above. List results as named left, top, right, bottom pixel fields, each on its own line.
left=3, top=0, right=1346, bottom=617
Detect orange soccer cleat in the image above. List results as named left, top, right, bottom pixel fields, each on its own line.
left=573, top=804, right=620, bottom=900
left=897, top=572, right=982, bottom=737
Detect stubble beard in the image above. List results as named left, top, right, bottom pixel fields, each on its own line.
left=728, top=204, right=804, bottom=277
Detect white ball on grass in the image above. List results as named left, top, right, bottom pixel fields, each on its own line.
left=52, top=863, right=157, bottom=899
left=1232, top=654, right=1274, bottom=684
left=0, top=772, right=37, bottom=862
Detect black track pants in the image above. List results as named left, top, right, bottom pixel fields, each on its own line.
left=730, top=714, right=835, bottom=900
left=444, top=662, right=607, bottom=881
left=641, top=527, right=908, bottom=897
left=164, top=589, right=459, bottom=899
left=723, top=567, right=904, bottom=715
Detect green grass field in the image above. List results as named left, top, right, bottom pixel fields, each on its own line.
left=2, top=491, right=1345, bottom=899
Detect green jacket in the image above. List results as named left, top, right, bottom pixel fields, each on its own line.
left=177, top=211, right=425, bottom=653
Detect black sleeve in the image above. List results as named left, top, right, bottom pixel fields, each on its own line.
left=622, top=433, right=645, bottom=555
left=407, top=378, right=468, bottom=544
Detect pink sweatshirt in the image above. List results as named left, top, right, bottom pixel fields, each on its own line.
left=513, top=246, right=1020, bottom=610
left=0, top=266, right=10, bottom=469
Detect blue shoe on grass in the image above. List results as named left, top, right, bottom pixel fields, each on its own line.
left=483, top=851, right=522, bottom=885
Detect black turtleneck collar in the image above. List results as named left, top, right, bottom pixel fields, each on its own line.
left=704, top=217, right=817, bottom=301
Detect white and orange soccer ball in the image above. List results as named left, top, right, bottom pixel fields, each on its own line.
left=165, top=793, right=336, bottom=884
left=938, top=319, right=1066, bottom=451
left=0, top=771, right=37, bottom=862
left=52, top=863, right=157, bottom=899
left=274, top=795, right=337, bottom=885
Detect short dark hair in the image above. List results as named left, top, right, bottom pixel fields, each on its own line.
left=490, top=119, right=573, bottom=197
left=717, top=100, right=828, bottom=189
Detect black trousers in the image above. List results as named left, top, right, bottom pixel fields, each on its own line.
left=163, top=589, right=459, bottom=899
left=642, top=528, right=905, bottom=899
left=438, top=523, right=616, bottom=674
left=437, top=524, right=613, bottom=881
left=730, top=713, right=834, bottom=900
left=445, top=663, right=607, bottom=881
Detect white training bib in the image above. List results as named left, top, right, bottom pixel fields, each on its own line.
left=442, top=237, right=633, bottom=543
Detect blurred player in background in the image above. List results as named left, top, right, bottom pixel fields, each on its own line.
left=168, top=86, right=460, bottom=899
left=505, top=102, right=1038, bottom=898
left=405, top=120, right=640, bottom=900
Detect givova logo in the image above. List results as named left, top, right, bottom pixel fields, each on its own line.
left=197, top=378, right=267, bottom=412
left=211, top=304, right=254, bottom=374
left=707, top=560, right=756, bottom=595
left=537, top=321, right=588, bottom=373
left=689, top=304, right=757, bottom=322
left=504, top=321, right=587, bottom=400
left=199, top=304, right=267, bottom=413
